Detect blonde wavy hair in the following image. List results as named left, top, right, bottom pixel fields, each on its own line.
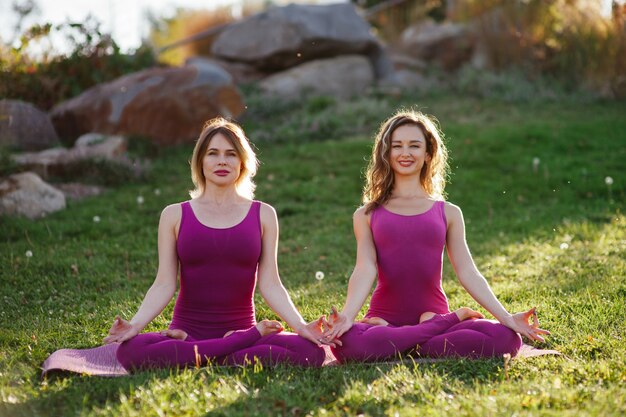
left=189, top=117, right=258, bottom=199
left=363, top=110, right=449, bottom=213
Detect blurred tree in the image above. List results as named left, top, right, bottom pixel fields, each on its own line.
left=1, top=16, right=156, bottom=109
left=7, top=0, right=39, bottom=45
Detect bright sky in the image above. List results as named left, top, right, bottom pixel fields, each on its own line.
left=0, top=0, right=343, bottom=53
left=0, top=0, right=620, bottom=53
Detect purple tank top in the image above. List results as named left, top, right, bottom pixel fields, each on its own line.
left=365, top=201, right=450, bottom=326
left=170, top=201, right=262, bottom=339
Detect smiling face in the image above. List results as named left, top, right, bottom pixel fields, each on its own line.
left=389, top=124, right=431, bottom=178
left=202, top=133, right=242, bottom=187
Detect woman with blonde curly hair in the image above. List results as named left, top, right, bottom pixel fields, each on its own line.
left=104, top=117, right=327, bottom=370
left=323, top=110, right=549, bottom=362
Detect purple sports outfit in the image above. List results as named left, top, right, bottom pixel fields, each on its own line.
left=116, top=201, right=325, bottom=370
left=331, top=201, right=521, bottom=362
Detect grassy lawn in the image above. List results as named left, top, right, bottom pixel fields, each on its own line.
left=0, top=92, right=625, bottom=416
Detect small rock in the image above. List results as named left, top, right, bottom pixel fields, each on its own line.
left=0, top=172, right=66, bottom=219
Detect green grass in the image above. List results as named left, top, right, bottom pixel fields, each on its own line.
left=1, top=92, right=625, bottom=416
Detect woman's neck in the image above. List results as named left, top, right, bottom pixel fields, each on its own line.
left=197, top=184, right=242, bottom=206
left=392, top=174, right=429, bottom=199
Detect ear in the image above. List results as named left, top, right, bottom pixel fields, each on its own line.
left=425, top=153, right=432, bottom=164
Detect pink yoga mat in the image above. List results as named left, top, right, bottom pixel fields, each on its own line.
left=41, top=344, right=560, bottom=377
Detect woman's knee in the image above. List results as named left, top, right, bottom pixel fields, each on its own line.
left=305, top=344, right=326, bottom=367
left=496, top=326, right=522, bottom=356
left=115, top=339, right=139, bottom=370
left=115, top=333, right=163, bottom=370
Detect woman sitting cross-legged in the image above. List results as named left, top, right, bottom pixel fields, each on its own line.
left=104, top=117, right=328, bottom=371
left=323, top=110, right=550, bottom=363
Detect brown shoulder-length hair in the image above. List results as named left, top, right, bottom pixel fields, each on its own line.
left=189, top=117, right=258, bottom=199
left=363, top=109, right=449, bottom=213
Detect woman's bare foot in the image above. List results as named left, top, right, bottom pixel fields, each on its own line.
left=160, top=328, right=188, bottom=340
left=360, top=317, right=389, bottom=326
left=419, top=312, right=437, bottom=323
left=419, top=308, right=484, bottom=323
left=256, top=319, right=283, bottom=336
left=454, top=307, right=484, bottom=321
left=223, top=320, right=283, bottom=338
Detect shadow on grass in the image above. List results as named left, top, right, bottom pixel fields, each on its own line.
left=205, top=358, right=505, bottom=416
left=2, top=356, right=506, bottom=417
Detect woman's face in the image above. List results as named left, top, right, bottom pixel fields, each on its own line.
left=202, top=133, right=242, bottom=186
left=388, top=124, right=431, bottom=177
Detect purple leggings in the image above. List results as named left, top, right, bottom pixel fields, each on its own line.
left=331, top=314, right=522, bottom=363
left=116, top=327, right=325, bottom=371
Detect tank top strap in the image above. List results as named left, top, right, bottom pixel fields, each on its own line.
left=370, top=205, right=382, bottom=228
left=179, top=201, right=192, bottom=232
left=242, top=200, right=262, bottom=234
left=437, top=200, right=447, bottom=227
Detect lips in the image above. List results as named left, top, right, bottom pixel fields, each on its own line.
left=214, top=170, right=230, bottom=176
left=398, top=160, right=413, bottom=167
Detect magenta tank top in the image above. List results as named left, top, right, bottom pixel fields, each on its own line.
left=365, top=201, right=450, bottom=326
left=170, top=201, right=262, bottom=339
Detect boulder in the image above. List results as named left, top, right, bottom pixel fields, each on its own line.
left=211, top=3, right=395, bottom=80
left=185, top=57, right=267, bottom=85
left=0, top=172, right=66, bottom=219
left=0, top=100, right=60, bottom=151
left=259, top=55, right=374, bottom=100
left=50, top=64, right=244, bottom=146
left=12, top=135, right=127, bottom=178
left=389, top=52, right=427, bottom=72
left=400, top=19, right=475, bottom=71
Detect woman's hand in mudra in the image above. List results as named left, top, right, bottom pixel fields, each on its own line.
left=103, top=316, right=139, bottom=344
left=502, top=307, right=550, bottom=342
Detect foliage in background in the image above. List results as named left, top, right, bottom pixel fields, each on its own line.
left=0, top=17, right=156, bottom=111
left=453, top=0, right=626, bottom=94
left=359, top=0, right=447, bottom=41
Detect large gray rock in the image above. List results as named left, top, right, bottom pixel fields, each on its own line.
left=0, top=100, right=60, bottom=151
left=259, top=55, right=374, bottom=100
left=12, top=135, right=127, bottom=179
left=0, top=172, right=66, bottom=219
left=400, top=19, right=475, bottom=71
left=211, top=3, right=394, bottom=80
left=50, top=63, right=244, bottom=146
left=185, top=57, right=267, bottom=85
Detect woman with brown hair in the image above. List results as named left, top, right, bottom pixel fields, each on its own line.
left=323, top=110, right=549, bottom=362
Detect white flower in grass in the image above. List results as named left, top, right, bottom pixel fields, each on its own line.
left=559, top=242, right=569, bottom=250
left=25, top=250, right=33, bottom=258
left=532, top=157, right=540, bottom=173
left=137, top=195, right=144, bottom=205
left=154, top=189, right=161, bottom=196
left=315, top=271, right=325, bottom=281
left=605, top=176, right=614, bottom=186
left=93, top=215, right=101, bottom=223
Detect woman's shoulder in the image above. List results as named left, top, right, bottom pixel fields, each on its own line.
left=353, top=205, right=372, bottom=218
left=443, top=201, right=463, bottom=220
left=255, top=200, right=278, bottom=224
left=256, top=200, right=276, bottom=214
left=158, top=202, right=184, bottom=226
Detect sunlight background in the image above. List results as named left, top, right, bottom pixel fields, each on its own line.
left=0, top=0, right=346, bottom=53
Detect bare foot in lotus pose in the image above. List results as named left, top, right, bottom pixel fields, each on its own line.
left=160, top=328, right=188, bottom=340
left=223, top=319, right=284, bottom=338
left=360, top=317, right=389, bottom=326
left=420, top=307, right=484, bottom=323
